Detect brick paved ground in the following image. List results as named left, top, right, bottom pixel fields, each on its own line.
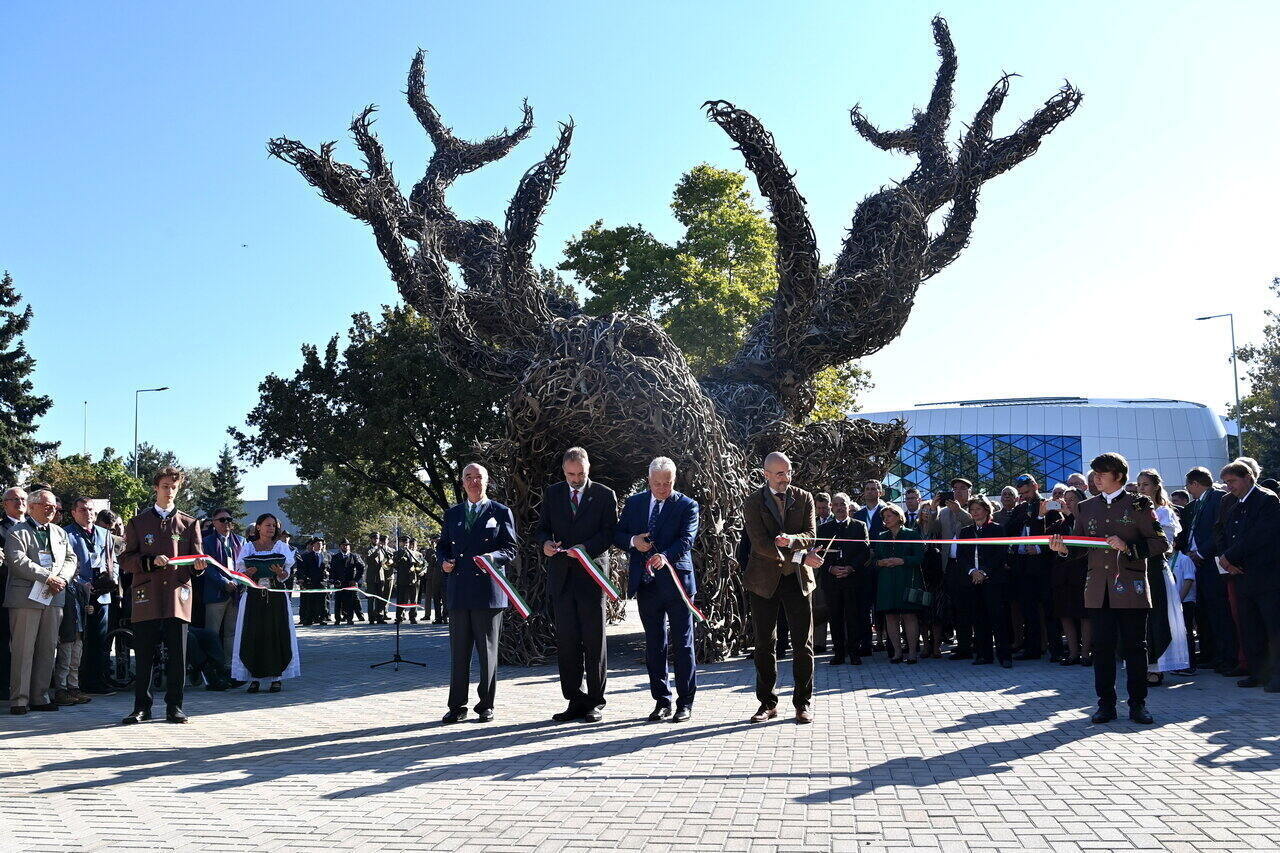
left=2, top=609, right=1279, bottom=852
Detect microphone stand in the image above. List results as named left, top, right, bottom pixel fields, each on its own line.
left=371, top=602, right=425, bottom=670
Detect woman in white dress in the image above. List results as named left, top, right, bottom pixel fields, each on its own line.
left=232, top=513, right=301, bottom=692
left=1136, top=469, right=1190, bottom=685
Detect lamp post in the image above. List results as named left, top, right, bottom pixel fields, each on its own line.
left=1195, top=313, right=1243, bottom=453
left=133, top=387, right=171, bottom=477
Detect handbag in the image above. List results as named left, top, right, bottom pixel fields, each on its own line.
left=906, top=586, right=934, bottom=607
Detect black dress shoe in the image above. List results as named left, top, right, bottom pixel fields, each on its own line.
left=1221, top=666, right=1247, bottom=677
left=815, top=646, right=827, bottom=654
left=648, top=704, right=672, bottom=722
left=1091, top=706, right=1117, bottom=724
left=441, top=709, right=467, bottom=724
left=229, top=680, right=246, bottom=688
left=247, top=681, right=260, bottom=693
left=949, top=651, right=972, bottom=661
left=30, top=703, right=59, bottom=712
left=829, top=657, right=845, bottom=666
left=121, top=709, right=152, bottom=725
left=1238, top=676, right=1262, bottom=688
left=9, top=706, right=28, bottom=715
left=1129, top=703, right=1154, bottom=725
left=671, top=706, right=691, bottom=723
left=583, top=706, right=603, bottom=723
left=166, top=707, right=189, bottom=724
left=552, top=705, right=585, bottom=722
left=477, top=709, right=494, bottom=722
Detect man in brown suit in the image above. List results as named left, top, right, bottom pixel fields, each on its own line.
left=120, top=466, right=206, bottom=724
left=1051, top=452, right=1168, bottom=725
left=743, top=451, right=818, bottom=723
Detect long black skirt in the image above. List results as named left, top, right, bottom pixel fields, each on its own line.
left=1146, top=557, right=1172, bottom=665
left=240, top=587, right=294, bottom=679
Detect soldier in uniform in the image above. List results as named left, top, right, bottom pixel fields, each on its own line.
left=364, top=532, right=391, bottom=624
left=1051, top=452, right=1168, bottom=725
left=330, top=539, right=366, bottom=625
left=393, top=535, right=422, bottom=624
left=119, top=467, right=206, bottom=724
left=296, top=538, right=330, bottom=626
left=423, top=538, right=447, bottom=624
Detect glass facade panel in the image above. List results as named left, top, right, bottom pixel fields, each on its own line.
left=884, top=434, right=1083, bottom=499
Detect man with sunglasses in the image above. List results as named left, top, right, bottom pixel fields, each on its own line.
left=1, top=487, right=30, bottom=701
left=202, top=508, right=245, bottom=672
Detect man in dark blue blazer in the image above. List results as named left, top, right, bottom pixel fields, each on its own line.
left=1215, top=461, right=1280, bottom=691
left=437, top=462, right=519, bottom=723
left=201, top=509, right=244, bottom=671
left=1184, top=466, right=1235, bottom=672
left=851, top=479, right=889, bottom=656
left=536, top=446, right=618, bottom=723
left=615, top=457, right=700, bottom=722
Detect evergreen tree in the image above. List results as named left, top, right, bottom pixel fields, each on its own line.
left=0, top=271, right=55, bottom=483
left=198, top=444, right=245, bottom=519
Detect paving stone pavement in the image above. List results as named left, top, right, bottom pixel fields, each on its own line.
left=2, top=609, right=1279, bottom=852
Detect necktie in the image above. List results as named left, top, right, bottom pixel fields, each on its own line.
left=465, top=504, right=478, bottom=531
left=774, top=492, right=785, bottom=516
left=571, top=489, right=581, bottom=514
left=648, top=500, right=662, bottom=536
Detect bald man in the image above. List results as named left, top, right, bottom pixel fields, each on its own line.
left=742, top=452, right=818, bottom=724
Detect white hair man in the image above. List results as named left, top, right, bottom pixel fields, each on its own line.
left=614, top=456, right=700, bottom=722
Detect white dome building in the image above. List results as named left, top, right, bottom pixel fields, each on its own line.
left=857, top=396, right=1232, bottom=497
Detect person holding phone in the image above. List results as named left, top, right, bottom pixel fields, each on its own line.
left=232, top=513, right=298, bottom=694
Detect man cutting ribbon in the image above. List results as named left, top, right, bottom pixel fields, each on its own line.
left=615, top=456, right=700, bottom=723
left=537, top=446, right=618, bottom=724
left=437, top=462, right=518, bottom=724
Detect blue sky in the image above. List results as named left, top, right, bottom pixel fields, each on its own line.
left=3, top=1, right=1277, bottom=499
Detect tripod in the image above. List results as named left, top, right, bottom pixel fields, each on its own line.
left=371, top=602, right=425, bottom=670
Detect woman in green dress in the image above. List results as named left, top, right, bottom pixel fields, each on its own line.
left=873, top=503, right=926, bottom=664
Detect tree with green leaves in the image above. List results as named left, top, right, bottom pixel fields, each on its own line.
left=278, top=469, right=431, bottom=543
left=980, top=440, right=1042, bottom=495
left=233, top=306, right=505, bottom=525
left=27, top=448, right=150, bottom=515
left=560, top=165, right=871, bottom=407
left=125, top=442, right=209, bottom=515
left=0, top=271, right=55, bottom=483
left=1231, top=276, right=1280, bottom=473
left=198, top=444, right=245, bottom=519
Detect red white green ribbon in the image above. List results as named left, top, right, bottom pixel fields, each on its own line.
left=565, top=546, right=622, bottom=601
left=822, top=535, right=1114, bottom=548
left=662, top=561, right=707, bottom=624
left=474, top=555, right=531, bottom=619
left=170, top=555, right=424, bottom=610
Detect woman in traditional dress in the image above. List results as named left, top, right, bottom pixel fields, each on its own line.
left=232, top=513, right=300, bottom=693
left=1136, top=469, right=1189, bottom=685
left=1049, top=487, right=1092, bottom=666
left=872, top=503, right=926, bottom=664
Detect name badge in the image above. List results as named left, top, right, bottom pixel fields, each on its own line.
left=39, top=553, right=54, bottom=569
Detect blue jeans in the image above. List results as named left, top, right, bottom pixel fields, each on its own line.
left=636, top=571, right=697, bottom=708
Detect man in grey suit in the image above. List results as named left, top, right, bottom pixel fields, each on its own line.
left=1, top=486, right=30, bottom=702
left=4, top=489, right=77, bottom=714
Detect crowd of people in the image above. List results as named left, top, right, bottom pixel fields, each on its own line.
left=3, top=447, right=1277, bottom=729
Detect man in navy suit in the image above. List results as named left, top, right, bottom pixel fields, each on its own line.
left=851, top=479, right=889, bottom=656
left=537, top=446, right=618, bottom=723
left=1215, top=461, right=1280, bottom=692
left=1185, top=466, right=1235, bottom=673
left=437, top=463, right=519, bottom=723
left=201, top=509, right=244, bottom=671
left=615, top=457, right=700, bottom=722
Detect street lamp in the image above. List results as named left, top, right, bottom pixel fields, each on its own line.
left=133, top=387, right=171, bottom=477
left=1195, top=313, right=1243, bottom=452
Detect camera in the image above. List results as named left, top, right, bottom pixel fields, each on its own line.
left=937, top=490, right=954, bottom=504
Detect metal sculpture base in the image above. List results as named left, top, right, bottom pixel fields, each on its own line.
left=371, top=612, right=426, bottom=670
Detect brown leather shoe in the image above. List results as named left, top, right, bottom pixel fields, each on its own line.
left=749, top=705, right=778, bottom=723
left=795, top=707, right=813, bottom=724
left=53, top=689, right=77, bottom=707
